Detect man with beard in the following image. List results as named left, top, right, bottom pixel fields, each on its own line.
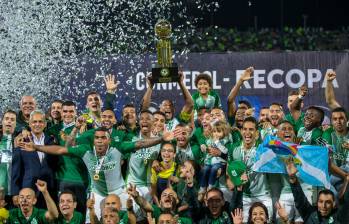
left=258, top=107, right=269, bottom=124
left=174, top=123, right=201, bottom=165
left=16, top=95, right=37, bottom=133
left=286, top=157, right=349, bottom=224
left=47, top=100, right=63, bottom=130
left=20, top=126, right=173, bottom=220
left=127, top=185, right=192, bottom=224
left=227, top=67, right=253, bottom=129
left=118, top=104, right=139, bottom=141
left=141, top=71, right=194, bottom=131
left=0, top=110, right=16, bottom=199
left=8, top=180, right=59, bottom=223
left=81, top=74, right=118, bottom=129
left=260, top=103, right=284, bottom=139
left=322, top=107, right=349, bottom=192
left=228, top=117, right=272, bottom=222
left=56, top=190, right=84, bottom=224
left=47, top=101, right=89, bottom=215
left=12, top=110, right=57, bottom=209
left=297, top=106, right=324, bottom=145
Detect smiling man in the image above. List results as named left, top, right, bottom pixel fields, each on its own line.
left=228, top=117, right=272, bottom=222
left=8, top=180, right=59, bottom=224
left=128, top=185, right=192, bottom=223
left=16, top=95, right=37, bottom=133
left=297, top=106, right=324, bottom=145
left=286, top=157, right=349, bottom=224
left=56, top=190, right=84, bottom=224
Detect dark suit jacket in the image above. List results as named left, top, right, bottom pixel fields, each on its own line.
left=11, top=134, right=57, bottom=196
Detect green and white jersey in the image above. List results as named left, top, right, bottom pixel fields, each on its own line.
left=68, top=144, right=126, bottom=197
left=322, top=128, right=349, bottom=167
left=176, top=145, right=194, bottom=165
left=166, top=117, right=180, bottom=132
left=0, top=135, right=12, bottom=195
left=230, top=144, right=270, bottom=197
left=297, top=127, right=323, bottom=145
left=126, top=135, right=161, bottom=186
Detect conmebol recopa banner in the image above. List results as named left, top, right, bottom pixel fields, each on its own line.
left=67, top=52, right=349, bottom=119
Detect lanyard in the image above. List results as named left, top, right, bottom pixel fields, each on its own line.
left=93, top=147, right=109, bottom=180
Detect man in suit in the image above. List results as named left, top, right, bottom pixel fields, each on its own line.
left=12, top=110, right=57, bottom=209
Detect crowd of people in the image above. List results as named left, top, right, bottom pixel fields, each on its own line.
left=0, top=68, right=349, bottom=224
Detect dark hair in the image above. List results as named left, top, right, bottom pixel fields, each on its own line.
left=95, top=127, right=110, bottom=137
left=205, top=187, right=224, bottom=200
left=140, top=109, right=153, bottom=116
left=62, top=101, right=76, bottom=107
left=86, top=91, right=99, bottom=96
left=270, top=102, right=283, bottom=111
left=260, top=106, right=269, bottom=110
left=123, top=103, right=136, bottom=110
left=158, top=212, right=174, bottom=221
left=248, top=202, right=269, bottom=224
left=52, top=99, right=64, bottom=105
left=243, top=116, right=258, bottom=129
left=59, top=189, right=77, bottom=202
left=288, top=90, right=299, bottom=97
left=278, top=120, right=294, bottom=129
left=331, top=107, right=348, bottom=120
left=160, top=141, right=176, bottom=153
left=153, top=110, right=166, bottom=118
left=3, top=109, right=17, bottom=117
left=194, top=73, right=212, bottom=88
left=238, top=100, right=252, bottom=109
left=318, top=189, right=335, bottom=201
left=307, top=106, right=325, bottom=124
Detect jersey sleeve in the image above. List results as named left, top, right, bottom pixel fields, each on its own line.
left=67, top=144, right=91, bottom=158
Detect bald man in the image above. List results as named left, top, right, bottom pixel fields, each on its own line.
left=8, top=180, right=58, bottom=223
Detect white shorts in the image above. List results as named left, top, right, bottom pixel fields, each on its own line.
left=243, top=194, right=273, bottom=223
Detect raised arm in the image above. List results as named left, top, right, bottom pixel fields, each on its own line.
left=127, top=184, right=153, bottom=212
left=227, top=67, right=253, bottom=117
left=19, top=141, right=68, bottom=155
left=141, top=76, right=154, bottom=111
left=325, top=70, right=341, bottom=110
left=286, top=158, right=314, bottom=221
left=104, top=74, right=118, bottom=111
left=36, top=180, right=59, bottom=220
left=178, top=71, right=194, bottom=116
left=290, top=85, right=307, bottom=112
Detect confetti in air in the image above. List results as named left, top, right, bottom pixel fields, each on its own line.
left=0, top=0, right=220, bottom=113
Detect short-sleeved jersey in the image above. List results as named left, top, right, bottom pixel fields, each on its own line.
left=230, top=144, right=270, bottom=197
left=126, top=135, right=161, bottom=186
left=297, top=127, right=323, bottom=145
left=8, top=207, right=48, bottom=224
left=68, top=144, right=131, bottom=196
left=322, top=127, right=349, bottom=167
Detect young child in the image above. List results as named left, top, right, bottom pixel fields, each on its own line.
left=199, top=121, right=230, bottom=197
left=192, top=73, right=221, bottom=121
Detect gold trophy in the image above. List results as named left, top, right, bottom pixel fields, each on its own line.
left=151, top=19, right=179, bottom=83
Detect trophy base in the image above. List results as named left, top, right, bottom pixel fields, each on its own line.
left=151, top=64, right=179, bottom=83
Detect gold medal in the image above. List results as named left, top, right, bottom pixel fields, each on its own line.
left=93, top=174, right=100, bottom=181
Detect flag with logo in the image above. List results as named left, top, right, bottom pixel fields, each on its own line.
left=253, top=135, right=331, bottom=188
